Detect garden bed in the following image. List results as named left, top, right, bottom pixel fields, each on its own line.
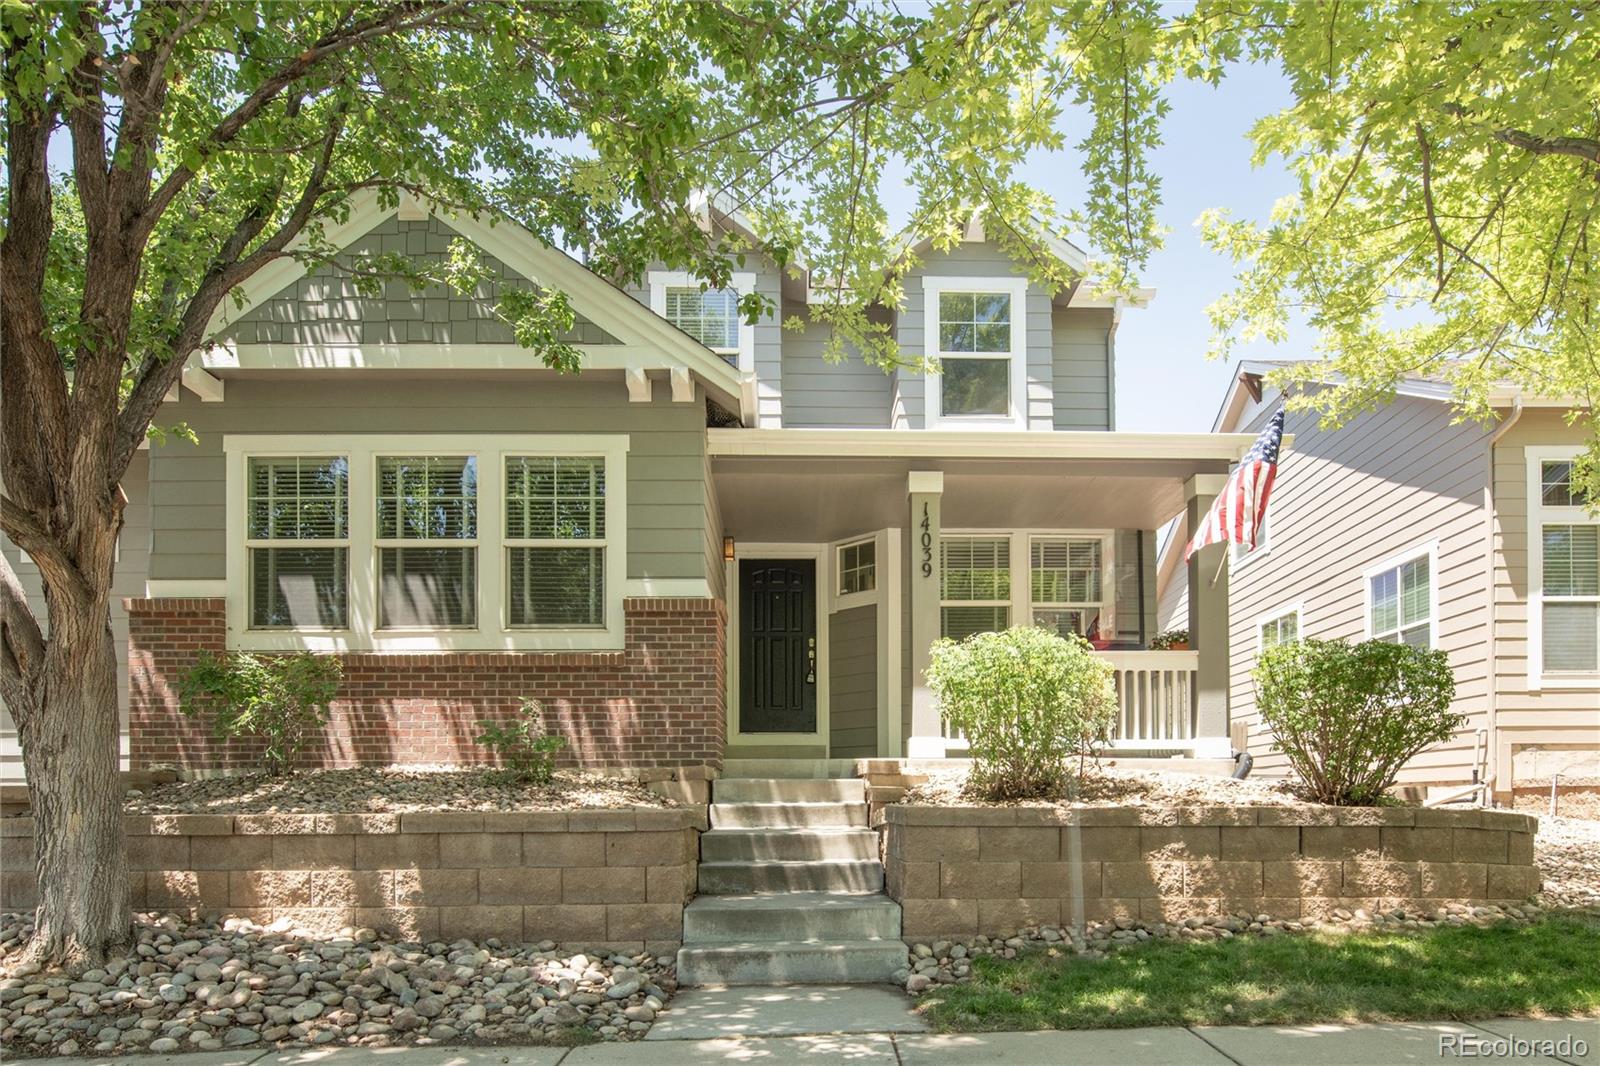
left=901, top=765, right=1323, bottom=809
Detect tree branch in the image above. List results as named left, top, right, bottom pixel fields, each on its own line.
left=0, top=548, right=45, bottom=728
left=1494, top=127, right=1600, bottom=165
left=1416, top=122, right=1446, bottom=298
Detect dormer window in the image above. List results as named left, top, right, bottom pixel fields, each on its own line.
left=665, top=287, right=739, bottom=353
left=921, top=276, right=1029, bottom=429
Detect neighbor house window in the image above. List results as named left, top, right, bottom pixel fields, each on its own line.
left=1259, top=609, right=1299, bottom=651
left=1535, top=459, right=1598, bottom=674
left=937, top=291, right=1012, bottom=418
left=664, top=287, right=739, bottom=352
left=941, top=536, right=1011, bottom=640
left=837, top=538, right=877, bottom=597
left=246, top=456, right=349, bottom=629
left=1030, top=537, right=1104, bottom=639
left=1367, top=549, right=1433, bottom=648
left=506, top=455, right=606, bottom=627
left=376, top=455, right=478, bottom=628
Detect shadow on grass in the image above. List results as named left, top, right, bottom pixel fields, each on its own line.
left=919, top=914, right=1600, bottom=1033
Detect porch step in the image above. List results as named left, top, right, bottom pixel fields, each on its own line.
left=721, top=758, right=860, bottom=780
left=698, top=858, right=885, bottom=895
left=701, top=827, right=879, bottom=862
left=683, top=892, right=902, bottom=942
left=675, top=939, right=907, bottom=986
left=709, top=801, right=868, bottom=829
left=713, top=777, right=865, bottom=804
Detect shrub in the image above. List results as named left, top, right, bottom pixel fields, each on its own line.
left=925, top=626, right=1117, bottom=800
left=1150, top=629, right=1190, bottom=650
left=177, top=651, right=341, bottom=775
left=1254, top=638, right=1461, bottom=805
left=475, top=698, right=566, bottom=784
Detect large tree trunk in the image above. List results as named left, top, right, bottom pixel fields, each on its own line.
left=14, top=583, right=130, bottom=968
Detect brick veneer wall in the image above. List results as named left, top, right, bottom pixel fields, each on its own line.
left=878, top=805, right=1540, bottom=939
left=127, top=597, right=726, bottom=771
left=0, top=809, right=705, bottom=953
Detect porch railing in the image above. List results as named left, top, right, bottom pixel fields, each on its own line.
left=937, top=649, right=1200, bottom=752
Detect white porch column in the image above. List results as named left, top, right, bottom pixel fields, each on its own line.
left=906, top=470, right=945, bottom=757
left=1185, top=473, right=1232, bottom=758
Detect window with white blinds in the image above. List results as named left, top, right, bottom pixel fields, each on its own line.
left=506, top=456, right=606, bottom=627
left=941, top=536, right=1011, bottom=640
left=1368, top=552, right=1432, bottom=648
left=376, top=456, right=478, bottom=628
left=1531, top=454, right=1599, bottom=678
left=664, top=287, right=739, bottom=351
left=1030, top=537, right=1104, bottom=639
left=246, top=456, right=349, bottom=629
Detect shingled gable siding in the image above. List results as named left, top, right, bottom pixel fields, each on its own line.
left=127, top=597, right=726, bottom=771
left=221, top=216, right=620, bottom=347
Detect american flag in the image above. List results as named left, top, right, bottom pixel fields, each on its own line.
left=1185, top=407, right=1285, bottom=563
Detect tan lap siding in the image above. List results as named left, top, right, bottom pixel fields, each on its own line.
left=1228, top=395, right=1493, bottom=784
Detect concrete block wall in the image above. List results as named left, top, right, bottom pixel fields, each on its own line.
left=0, top=808, right=707, bottom=953
left=877, top=805, right=1540, bottom=940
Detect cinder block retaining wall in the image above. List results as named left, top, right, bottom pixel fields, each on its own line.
left=126, top=597, right=727, bottom=771
left=0, top=809, right=706, bottom=953
left=877, top=805, right=1539, bottom=940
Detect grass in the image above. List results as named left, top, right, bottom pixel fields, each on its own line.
left=919, top=915, right=1600, bottom=1032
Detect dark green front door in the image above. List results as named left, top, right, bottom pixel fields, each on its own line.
left=739, top=558, right=817, bottom=733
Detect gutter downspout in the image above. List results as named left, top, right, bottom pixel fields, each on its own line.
left=1483, top=398, right=1523, bottom=804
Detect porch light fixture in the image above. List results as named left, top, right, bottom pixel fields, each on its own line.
left=723, top=536, right=736, bottom=561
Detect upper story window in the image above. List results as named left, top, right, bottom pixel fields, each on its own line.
left=664, top=287, right=739, bottom=352
left=922, top=276, right=1029, bottom=430
left=1531, top=454, right=1598, bottom=680
left=1366, top=546, right=1434, bottom=648
left=837, top=538, right=877, bottom=597
left=246, top=456, right=349, bottom=630
left=1232, top=507, right=1272, bottom=569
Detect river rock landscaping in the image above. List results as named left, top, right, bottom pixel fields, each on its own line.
left=0, top=910, right=676, bottom=1057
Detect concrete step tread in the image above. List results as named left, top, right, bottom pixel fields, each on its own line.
left=685, top=892, right=899, bottom=912
left=698, top=859, right=881, bottom=870
left=678, top=938, right=905, bottom=952
left=713, top=778, right=866, bottom=803
left=700, top=826, right=876, bottom=837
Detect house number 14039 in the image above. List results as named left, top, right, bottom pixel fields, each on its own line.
left=920, top=501, right=934, bottom=577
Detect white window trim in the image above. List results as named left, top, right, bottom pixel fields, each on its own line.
left=832, top=535, right=879, bottom=612
left=941, top=528, right=1116, bottom=639
left=1232, top=507, right=1272, bottom=570
left=920, top=276, right=1030, bottom=431
left=1256, top=603, right=1303, bottom=656
left=1527, top=445, right=1600, bottom=690
left=1361, top=540, right=1440, bottom=650
left=224, top=433, right=628, bottom=652
left=648, top=270, right=756, bottom=373
left=373, top=454, right=479, bottom=631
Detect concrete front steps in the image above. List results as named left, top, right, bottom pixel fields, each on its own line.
left=676, top=776, right=905, bottom=987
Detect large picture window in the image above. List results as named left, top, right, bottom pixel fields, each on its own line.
left=506, top=456, right=606, bottom=627
left=941, top=536, right=1011, bottom=640
left=1534, top=457, right=1598, bottom=676
left=246, top=456, right=349, bottom=629
left=376, top=456, right=477, bottom=629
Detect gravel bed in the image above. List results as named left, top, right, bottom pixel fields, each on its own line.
left=1532, top=815, right=1600, bottom=913
left=897, top=900, right=1549, bottom=995
left=0, top=911, right=675, bottom=1056
left=120, top=769, right=674, bottom=815
left=901, top=764, right=1320, bottom=808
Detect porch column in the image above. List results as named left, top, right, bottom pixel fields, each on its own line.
left=906, top=471, right=945, bottom=758
left=1185, top=473, right=1232, bottom=758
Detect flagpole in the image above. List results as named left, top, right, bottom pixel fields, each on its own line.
left=1208, top=548, right=1227, bottom=589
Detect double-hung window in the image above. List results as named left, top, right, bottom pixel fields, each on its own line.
left=1030, top=537, right=1104, bottom=639
left=940, top=536, right=1011, bottom=640
left=1532, top=454, right=1598, bottom=678
left=506, top=456, right=606, bottom=627
left=1259, top=608, right=1299, bottom=651
left=1367, top=547, right=1434, bottom=648
left=664, top=287, right=739, bottom=353
left=923, top=277, right=1028, bottom=428
left=246, top=456, right=349, bottom=629
left=376, top=456, right=478, bottom=629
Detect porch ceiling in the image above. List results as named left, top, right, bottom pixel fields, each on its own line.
left=712, top=453, right=1231, bottom=542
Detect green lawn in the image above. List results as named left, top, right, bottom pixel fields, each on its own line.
left=918, top=915, right=1600, bottom=1032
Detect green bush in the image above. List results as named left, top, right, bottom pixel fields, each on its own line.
left=177, top=651, right=341, bottom=775
left=475, top=698, right=566, bottom=784
left=1254, top=638, right=1461, bottom=805
left=926, top=626, right=1117, bottom=800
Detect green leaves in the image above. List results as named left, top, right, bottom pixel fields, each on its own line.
left=177, top=652, right=342, bottom=776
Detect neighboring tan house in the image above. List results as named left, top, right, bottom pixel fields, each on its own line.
left=2, top=191, right=1269, bottom=776
left=1157, top=362, right=1599, bottom=800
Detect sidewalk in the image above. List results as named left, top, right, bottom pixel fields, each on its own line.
left=21, top=1017, right=1600, bottom=1066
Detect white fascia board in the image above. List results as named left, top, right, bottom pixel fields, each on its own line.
left=707, top=428, right=1286, bottom=462
left=204, top=342, right=716, bottom=375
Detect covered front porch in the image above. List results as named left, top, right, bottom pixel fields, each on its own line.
left=707, top=429, right=1254, bottom=763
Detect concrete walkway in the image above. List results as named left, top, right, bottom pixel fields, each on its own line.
left=20, top=1017, right=1599, bottom=1066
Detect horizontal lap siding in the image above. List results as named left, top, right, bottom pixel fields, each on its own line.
left=829, top=604, right=879, bottom=758
left=1489, top=411, right=1600, bottom=768
left=1227, top=396, right=1493, bottom=784
left=779, top=302, right=892, bottom=428
left=149, top=379, right=709, bottom=583
left=1052, top=308, right=1113, bottom=430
